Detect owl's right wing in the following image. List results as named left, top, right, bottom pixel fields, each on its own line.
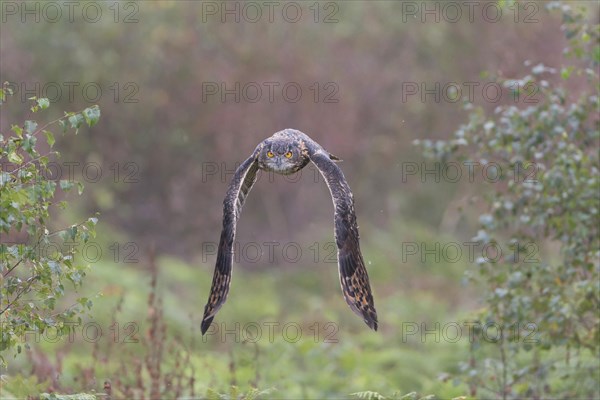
left=309, top=150, right=378, bottom=331
left=201, top=151, right=260, bottom=334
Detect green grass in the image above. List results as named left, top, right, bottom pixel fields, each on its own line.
left=3, top=221, right=475, bottom=398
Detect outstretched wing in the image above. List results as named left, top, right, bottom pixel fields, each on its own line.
left=310, top=150, right=378, bottom=330
left=201, top=152, right=260, bottom=334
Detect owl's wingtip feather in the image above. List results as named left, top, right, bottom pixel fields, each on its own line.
left=201, top=315, right=214, bottom=335
left=365, top=312, right=378, bottom=331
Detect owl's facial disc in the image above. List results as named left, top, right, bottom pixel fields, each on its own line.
left=259, top=143, right=300, bottom=175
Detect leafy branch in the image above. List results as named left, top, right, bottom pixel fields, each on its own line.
left=0, top=82, right=101, bottom=365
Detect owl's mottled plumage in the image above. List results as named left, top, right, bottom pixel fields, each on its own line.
left=201, top=129, right=378, bottom=334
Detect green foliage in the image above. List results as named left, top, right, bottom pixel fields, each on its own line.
left=40, top=394, right=97, bottom=400
left=418, top=3, right=599, bottom=399
left=352, top=390, right=388, bottom=400
left=0, top=233, right=471, bottom=398
left=0, top=373, right=49, bottom=399
left=0, top=84, right=101, bottom=366
left=204, top=386, right=276, bottom=400
left=351, top=390, right=465, bottom=400
left=0, top=375, right=96, bottom=400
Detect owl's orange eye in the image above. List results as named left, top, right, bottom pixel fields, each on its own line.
left=285, top=151, right=293, bottom=159
left=267, top=151, right=274, bottom=158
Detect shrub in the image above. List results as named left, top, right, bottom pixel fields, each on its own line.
left=0, top=83, right=101, bottom=366
left=417, top=3, right=599, bottom=399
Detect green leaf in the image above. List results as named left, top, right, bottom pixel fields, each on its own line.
left=44, top=297, right=56, bottom=310
left=68, top=114, right=84, bottom=130
left=59, top=180, right=74, bottom=191
left=11, top=124, right=23, bottom=138
left=37, top=98, right=50, bottom=109
left=7, top=151, right=22, bottom=164
left=581, top=32, right=590, bottom=43
left=24, top=120, right=38, bottom=135
left=561, top=67, right=574, bottom=80
left=59, top=120, right=67, bottom=133
left=82, top=106, right=101, bottom=127
left=48, top=261, right=62, bottom=275
left=0, top=172, right=11, bottom=186
left=22, top=136, right=36, bottom=153
left=43, top=131, right=55, bottom=147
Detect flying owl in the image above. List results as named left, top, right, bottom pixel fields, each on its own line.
left=201, top=129, right=378, bottom=333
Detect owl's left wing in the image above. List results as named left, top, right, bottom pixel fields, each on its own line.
left=201, top=151, right=260, bottom=334
left=309, top=150, right=378, bottom=330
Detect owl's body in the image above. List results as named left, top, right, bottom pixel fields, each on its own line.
left=201, top=129, right=378, bottom=333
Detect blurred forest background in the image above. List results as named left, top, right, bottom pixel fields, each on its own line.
left=0, top=1, right=598, bottom=399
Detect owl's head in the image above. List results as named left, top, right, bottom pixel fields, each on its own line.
left=257, top=134, right=309, bottom=175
